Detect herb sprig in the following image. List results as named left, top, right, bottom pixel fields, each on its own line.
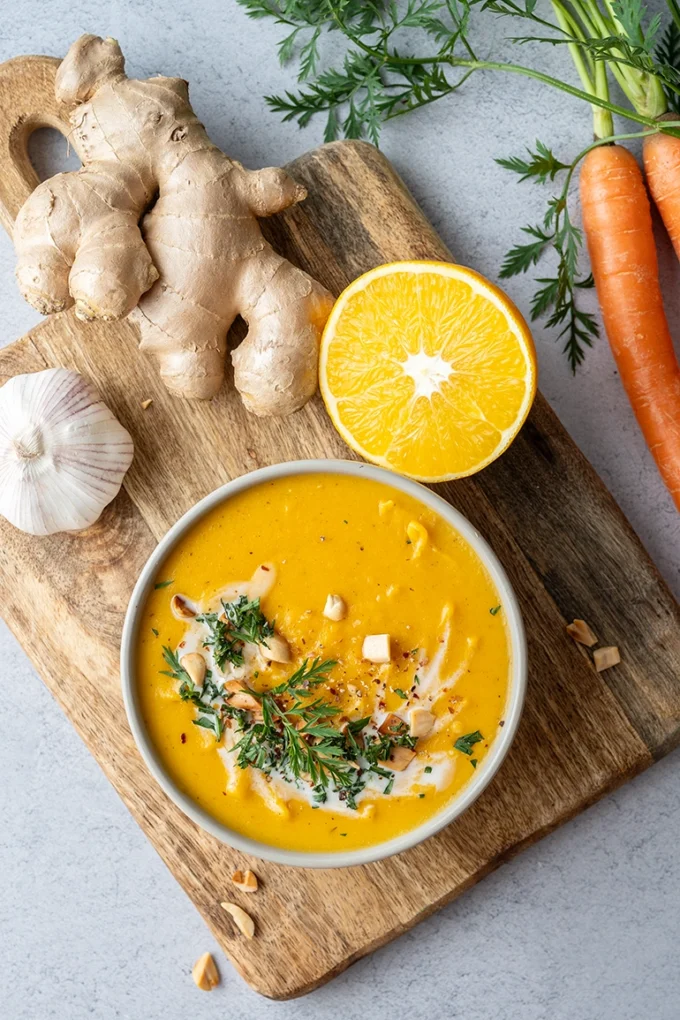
left=197, top=594, right=275, bottom=669
left=237, top=0, right=476, bottom=146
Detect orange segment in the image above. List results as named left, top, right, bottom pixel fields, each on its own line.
left=319, top=261, right=537, bottom=481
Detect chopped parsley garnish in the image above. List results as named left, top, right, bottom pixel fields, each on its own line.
left=490, top=605, right=502, bottom=616
left=151, top=628, right=159, bottom=637
left=154, top=579, right=173, bottom=589
left=454, top=731, right=484, bottom=756
left=394, top=688, right=408, bottom=700
left=424, top=765, right=433, bottom=774
left=197, top=594, right=274, bottom=669
left=470, top=759, right=478, bottom=769
left=228, top=658, right=403, bottom=806
left=161, top=646, right=418, bottom=809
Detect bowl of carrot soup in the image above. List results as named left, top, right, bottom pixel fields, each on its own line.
left=121, top=460, right=526, bottom=867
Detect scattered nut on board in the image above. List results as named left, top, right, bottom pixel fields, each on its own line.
left=141, top=398, right=153, bottom=410
left=566, top=619, right=598, bottom=647
left=593, top=645, right=621, bottom=672
left=192, top=952, right=220, bottom=991
left=221, top=901, right=256, bottom=938
left=232, top=869, right=258, bottom=893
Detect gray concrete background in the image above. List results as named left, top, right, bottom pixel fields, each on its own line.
left=1, top=3, right=679, bottom=1018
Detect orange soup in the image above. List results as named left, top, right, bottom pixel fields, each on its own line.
left=135, top=473, right=511, bottom=852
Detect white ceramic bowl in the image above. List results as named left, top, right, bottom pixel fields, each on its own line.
left=121, top=459, right=527, bottom=868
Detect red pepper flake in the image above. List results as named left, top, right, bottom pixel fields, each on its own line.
left=261, top=565, right=270, bottom=571
left=180, top=733, right=187, bottom=744
left=179, top=641, right=186, bottom=648
left=499, top=719, right=505, bottom=727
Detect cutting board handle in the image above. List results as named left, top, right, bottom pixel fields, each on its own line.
left=0, top=54, right=70, bottom=234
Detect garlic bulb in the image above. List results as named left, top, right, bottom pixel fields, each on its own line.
left=0, top=368, right=134, bottom=535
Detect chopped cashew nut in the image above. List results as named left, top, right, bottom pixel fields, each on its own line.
left=378, top=499, right=394, bottom=517
left=232, top=869, right=258, bottom=893
left=12, top=35, right=334, bottom=415
left=362, top=633, right=391, bottom=663
left=409, top=708, right=435, bottom=738
left=180, top=652, right=206, bottom=688
left=140, top=398, right=153, bottom=410
left=221, top=901, right=256, bottom=939
left=261, top=633, right=291, bottom=663
left=192, top=952, right=219, bottom=991
left=594, top=645, right=621, bottom=671
left=224, top=680, right=261, bottom=712
left=566, top=619, right=598, bottom=647
left=379, top=713, right=407, bottom=736
left=380, top=744, right=417, bottom=771
left=323, top=593, right=347, bottom=621
left=406, top=520, right=428, bottom=556
left=171, top=594, right=196, bottom=619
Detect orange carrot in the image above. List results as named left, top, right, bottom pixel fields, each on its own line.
left=643, top=121, right=680, bottom=262
left=579, top=144, right=680, bottom=510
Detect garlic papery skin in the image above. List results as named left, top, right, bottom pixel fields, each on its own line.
left=0, top=368, right=134, bottom=536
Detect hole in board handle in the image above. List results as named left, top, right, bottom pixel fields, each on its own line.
left=28, top=127, right=80, bottom=182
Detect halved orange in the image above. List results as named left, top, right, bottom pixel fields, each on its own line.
left=319, top=261, right=537, bottom=482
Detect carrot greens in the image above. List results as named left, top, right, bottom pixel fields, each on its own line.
left=236, top=0, right=672, bottom=141
left=491, top=0, right=680, bottom=368
left=237, top=0, right=680, bottom=368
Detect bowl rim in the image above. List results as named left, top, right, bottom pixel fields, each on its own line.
left=120, top=458, right=527, bottom=869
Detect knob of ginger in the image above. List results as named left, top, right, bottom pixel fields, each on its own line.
left=13, top=34, right=333, bottom=416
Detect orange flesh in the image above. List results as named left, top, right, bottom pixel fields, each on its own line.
left=135, top=474, right=511, bottom=853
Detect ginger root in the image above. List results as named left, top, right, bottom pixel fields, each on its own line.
left=14, top=35, right=333, bottom=415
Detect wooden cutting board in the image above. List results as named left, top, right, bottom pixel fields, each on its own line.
left=1, top=53, right=680, bottom=1001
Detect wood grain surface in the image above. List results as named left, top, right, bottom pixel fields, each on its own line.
left=1, top=53, right=679, bottom=1000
